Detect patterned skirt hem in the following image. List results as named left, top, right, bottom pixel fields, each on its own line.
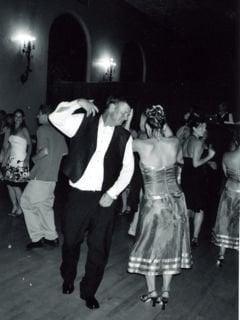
left=128, top=256, right=193, bottom=275
left=213, top=240, right=239, bottom=250
left=212, top=233, right=239, bottom=250
left=127, top=264, right=192, bottom=276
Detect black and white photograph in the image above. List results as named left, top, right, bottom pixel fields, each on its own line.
left=0, top=1, right=239, bottom=319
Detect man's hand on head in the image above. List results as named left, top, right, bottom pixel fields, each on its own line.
left=77, top=99, right=99, bottom=117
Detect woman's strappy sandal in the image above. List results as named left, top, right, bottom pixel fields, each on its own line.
left=140, top=290, right=160, bottom=307
left=216, top=255, right=224, bottom=267
left=160, top=290, right=169, bottom=310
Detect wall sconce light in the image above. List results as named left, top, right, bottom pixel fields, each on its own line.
left=95, top=56, right=116, bottom=82
left=12, top=33, right=36, bottom=84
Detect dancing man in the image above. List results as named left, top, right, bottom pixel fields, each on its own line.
left=49, top=97, right=134, bottom=309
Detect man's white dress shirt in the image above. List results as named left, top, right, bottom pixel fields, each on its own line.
left=49, top=101, right=134, bottom=199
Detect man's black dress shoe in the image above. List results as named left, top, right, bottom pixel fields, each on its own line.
left=44, top=238, right=59, bottom=247
left=62, top=282, right=74, bottom=294
left=80, top=293, right=100, bottom=309
left=26, top=239, right=44, bottom=250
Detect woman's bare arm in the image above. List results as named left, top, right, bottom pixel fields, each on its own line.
left=23, top=128, right=32, bottom=165
left=192, top=140, right=215, bottom=167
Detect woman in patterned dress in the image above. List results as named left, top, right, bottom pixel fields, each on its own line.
left=127, top=105, right=192, bottom=309
left=212, top=128, right=240, bottom=266
left=3, top=109, right=32, bottom=215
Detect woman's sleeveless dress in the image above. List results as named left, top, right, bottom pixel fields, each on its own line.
left=181, top=157, right=206, bottom=212
left=128, top=164, right=192, bottom=275
left=212, top=167, right=240, bottom=250
left=4, top=135, right=29, bottom=184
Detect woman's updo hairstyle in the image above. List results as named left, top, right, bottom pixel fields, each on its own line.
left=145, top=105, right=166, bottom=130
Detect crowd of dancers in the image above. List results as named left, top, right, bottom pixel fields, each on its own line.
left=0, top=97, right=239, bottom=310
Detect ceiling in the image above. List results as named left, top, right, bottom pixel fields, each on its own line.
left=125, top=0, right=238, bottom=37
left=124, top=0, right=238, bottom=84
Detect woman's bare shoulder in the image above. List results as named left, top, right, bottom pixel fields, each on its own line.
left=22, top=127, right=30, bottom=135
left=20, top=127, right=31, bottom=141
left=224, top=148, right=240, bottom=162
left=163, top=136, right=179, bottom=145
left=187, top=136, right=202, bottom=147
left=169, top=136, right=179, bottom=143
left=134, top=138, right=151, bottom=147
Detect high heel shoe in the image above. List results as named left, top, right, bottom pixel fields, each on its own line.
left=216, top=255, right=224, bottom=267
left=160, top=291, right=169, bottom=310
left=140, top=290, right=160, bottom=307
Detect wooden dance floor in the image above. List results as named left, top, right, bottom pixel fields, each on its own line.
left=0, top=185, right=238, bottom=320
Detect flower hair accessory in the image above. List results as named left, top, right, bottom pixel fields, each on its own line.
left=145, top=104, right=166, bottom=129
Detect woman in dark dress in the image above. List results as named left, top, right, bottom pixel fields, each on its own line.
left=181, top=115, right=215, bottom=246
left=127, top=105, right=192, bottom=309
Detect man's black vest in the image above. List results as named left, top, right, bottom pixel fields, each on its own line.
left=63, top=115, right=131, bottom=192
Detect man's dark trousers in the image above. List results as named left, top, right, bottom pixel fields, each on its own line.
left=60, top=187, right=116, bottom=297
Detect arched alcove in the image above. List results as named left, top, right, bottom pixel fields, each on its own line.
left=47, top=13, right=87, bottom=102
left=120, top=42, right=145, bottom=82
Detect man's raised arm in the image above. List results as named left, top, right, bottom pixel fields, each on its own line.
left=49, top=99, right=99, bottom=138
